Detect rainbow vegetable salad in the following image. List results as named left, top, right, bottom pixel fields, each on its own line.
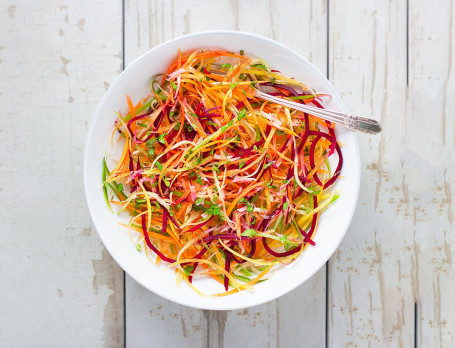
left=102, top=49, right=343, bottom=296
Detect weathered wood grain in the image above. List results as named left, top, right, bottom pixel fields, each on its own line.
left=0, top=1, right=124, bottom=346
left=328, top=1, right=414, bottom=346
left=124, top=1, right=328, bottom=347
left=409, top=1, right=455, bottom=346
left=328, top=0, right=455, bottom=347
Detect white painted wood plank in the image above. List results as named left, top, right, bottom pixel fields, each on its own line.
left=0, top=1, right=124, bottom=346
left=124, top=1, right=328, bottom=347
left=328, top=0, right=455, bottom=347
left=328, top=1, right=413, bottom=347
left=408, top=1, right=455, bottom=346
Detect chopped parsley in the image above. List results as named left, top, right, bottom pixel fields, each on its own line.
left=183, top=265, right=195, bottom=276
left=237, top=109, right=247, bottom=121
left=279, top=235, right=288, bottom=244
left=157, top=132, right=167, bottom=144
left=252, top=63, right=267, bottom=71
left=146, top=138, right=157, bottom=148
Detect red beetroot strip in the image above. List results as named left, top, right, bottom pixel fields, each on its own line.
left=308, top=130, right=343, bottom=189
left=224, top=251, right=232, bottom=291
left=262, top=237, right=302, bottom=257
left=141, top=215, right=175, bottom=263
left=184, top=216, right=213, bottom=234
left=187, top=247, right=208, bottom=283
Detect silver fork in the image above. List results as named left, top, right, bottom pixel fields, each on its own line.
left=254, top=89, right=382, bottom=134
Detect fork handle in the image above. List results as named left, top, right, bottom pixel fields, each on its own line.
left=255, top=90, right=382, bottom=134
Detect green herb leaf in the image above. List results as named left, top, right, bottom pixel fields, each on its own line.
left=170, top=80, right=177, bottom=90
left=240, top=49, right=244, bottom=55
left=184, top=122, right=194, bottom=131
left=158, top=133, right=167, bottom=144
left=196, top=176, right=203, bottom=185
left=239, top=160, right=246, bottom=169
left=136, top=244, right=142, bottom=252
left=146, top=138, right=157, bottom=149
left=206, top=203, right=223, bottom=218
left=242, top=229, right=257, bottom=237
left=279, top=235, right=288, bottom=244
left=252, top=63, right=267, bottom=71
left=183, top=265, right=195, bottom=276
left=221, top=63, right=232, bottom=70
left=237, top=109, right=247, bottom=121
left=283, top=202, right=289, bottom=210
left=156, top=162, right=163, bottom=171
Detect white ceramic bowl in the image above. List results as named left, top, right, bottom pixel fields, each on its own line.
left=84, top=30, right=360, bottom=310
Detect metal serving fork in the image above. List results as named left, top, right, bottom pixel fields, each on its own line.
left=254, top=90, right=382, bottom=134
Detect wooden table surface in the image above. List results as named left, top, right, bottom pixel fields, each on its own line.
left=1, top=1, right=453, bottom=347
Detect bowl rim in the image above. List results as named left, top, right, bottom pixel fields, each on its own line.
left=83, top=29, right=361, bottom=310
